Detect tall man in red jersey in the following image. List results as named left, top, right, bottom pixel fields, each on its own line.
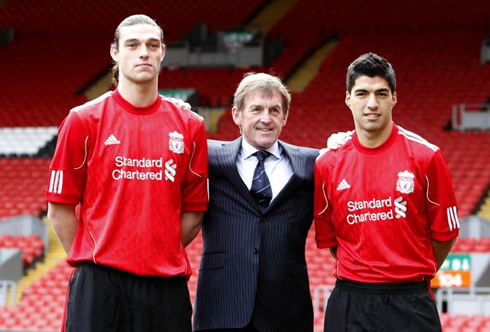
left=46, top=15, right=208, bottom=331
left=314, top=53, right=459, bottom=332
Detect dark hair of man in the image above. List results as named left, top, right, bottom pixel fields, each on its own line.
left=346, top=52, right=396, bottom=94
left=110, top=14, right=164, bottom=87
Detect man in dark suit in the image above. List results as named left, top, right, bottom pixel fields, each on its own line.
left=193, top=73, right=317, bottom=332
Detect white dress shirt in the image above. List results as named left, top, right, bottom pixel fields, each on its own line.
left=236, top=140, right=293, bottom=202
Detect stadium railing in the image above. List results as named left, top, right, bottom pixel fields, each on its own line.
left=452, top=103, right=490, bottom=131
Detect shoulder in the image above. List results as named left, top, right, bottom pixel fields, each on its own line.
left=279, top=141, right=319, bottom=160
left=207, top=139, right=237, bottom=153
left=315, top=149, right=335, bottom=168
left=314, top=141, right=349, bottom=170
left=160, top=96, right=204, bottom=124
left=397, top=125, right=440, bottom=154
left=70, top=91, right=112, bottom=116
left=60, top=92, right=113, bottom=131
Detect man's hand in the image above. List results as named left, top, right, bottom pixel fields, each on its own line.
left=163, top=96, right=191, bottom=110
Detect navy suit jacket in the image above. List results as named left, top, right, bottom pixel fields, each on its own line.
left=193, top=138, right=318, bottom=332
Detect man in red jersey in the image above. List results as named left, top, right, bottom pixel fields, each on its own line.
left=46, top=15, right=208, bottom=332
left=314, top=53, right=459, bottom=332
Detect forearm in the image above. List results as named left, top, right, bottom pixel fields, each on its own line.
left=181, top=211, right=204, bottom=247
left=47, top=202, right=79, bottom=254
left=431, top=237, right=457, bottom=271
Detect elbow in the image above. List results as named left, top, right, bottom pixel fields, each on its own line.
left=47, top=202, right=77, bottom=227
left=47, top=203, right=59, bottom=225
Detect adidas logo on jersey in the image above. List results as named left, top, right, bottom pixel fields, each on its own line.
left=104, top=134, right=120, bottom=145
left=337, top=179, right=351, bottom=191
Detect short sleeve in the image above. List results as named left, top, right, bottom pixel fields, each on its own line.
left=45, top=111, right=89, bottom=205
left=425, top=150, right=459, bottom=241
left=314, top=157, right=338, bottom=249
left=180, top=118, right=209, bottom=212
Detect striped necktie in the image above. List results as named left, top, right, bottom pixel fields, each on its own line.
left=250, top=150, right=272, bottom=208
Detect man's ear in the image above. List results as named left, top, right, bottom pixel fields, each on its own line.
left=232, top=107, right=241, bottom=126
left=345, top=91, right=351, bottom=109
left=110, top=44, right=118, bottom=62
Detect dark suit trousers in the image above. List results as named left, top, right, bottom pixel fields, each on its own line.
left=198, top=320, right=258, bottom=332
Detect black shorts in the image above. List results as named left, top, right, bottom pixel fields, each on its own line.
left=324, top=279, right=442, bottom=332
left=63, top=262, right=192, bottom=332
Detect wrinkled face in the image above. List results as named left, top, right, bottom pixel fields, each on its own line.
left=232, top=90, right=288, bottom=150
left=345, top=75, right=397, bottom=143
left=110, top=24, right=165, bottom=85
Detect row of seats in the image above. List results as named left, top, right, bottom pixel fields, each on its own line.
left=440, top=313, right=490, bottom=332
left=0, top=158, right=51, bottom=220
left=452, top=238, right=490, bottom=253
left=0, top=0, right=265, bottom=38
left=0, top=261, right=73, bottom=331
left=0, top=127, right=58, bottom=157
left=160, top=67, right=254, bottom=108
left=0, top=235, right=44, bottom=267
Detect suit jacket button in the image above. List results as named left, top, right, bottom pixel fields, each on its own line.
left=254, top=248, right=259, bottom=254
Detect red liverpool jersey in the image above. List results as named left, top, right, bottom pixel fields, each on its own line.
left=46, top=90, right=208, bottom=277
left=314, top=123, right=459, bottom=283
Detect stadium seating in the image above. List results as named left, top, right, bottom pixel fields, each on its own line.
left=1, top=1, right=490, bottom=331
left=0, top=158, right=51, bottom=220
left=159, top=67, right=255, bottom=108
left=439, top=313, right=490, bottom=331
left=0, top=235, right=44, bottom=267
left=0, top=127, right=58, bottom=157
left=0, top=0, right=265, bottom=128
left=0, top=261, right=73, bottom=331
left=0, top=0, right=265, bottom=38
left=452, top=237, right=490, bottom=253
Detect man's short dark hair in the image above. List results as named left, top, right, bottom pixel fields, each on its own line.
left=346, top=52, right=396, bottom=94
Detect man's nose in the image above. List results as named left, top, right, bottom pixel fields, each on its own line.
left=139, top=46, right=149, bottom=57
left=367, top=94, right=378, bottom=108
left=260, top=111, right=272, bottom=123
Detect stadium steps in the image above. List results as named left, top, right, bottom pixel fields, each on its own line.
left=245, top=0, right=297, bottom=36
left=13, top=218, right=66, bottom=304
left=287, top=40, right=338, bottom=93
left=83, top=70, right=112, bottom=102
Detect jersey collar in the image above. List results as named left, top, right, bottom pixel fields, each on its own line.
left=352, top=122, right=399, bottom=155
left=112, top=89, right=162, bottom=115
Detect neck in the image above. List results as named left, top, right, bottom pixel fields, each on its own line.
left=356, top=122, right=393, bottom=148
left=117, top=78, right=158, bottom=107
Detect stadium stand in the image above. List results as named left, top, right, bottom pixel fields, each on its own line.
left=0, top=158, right=51, bottom=219
left=0, top=235, right=44, bottom=268
left=1, top=0, right=490, bottom=331
left=453, top=238, right=490, bottom=253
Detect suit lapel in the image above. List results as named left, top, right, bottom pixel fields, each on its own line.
left=267, top=141, right=305, bottom=211
left=217, top=138, right=259, bottom=208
